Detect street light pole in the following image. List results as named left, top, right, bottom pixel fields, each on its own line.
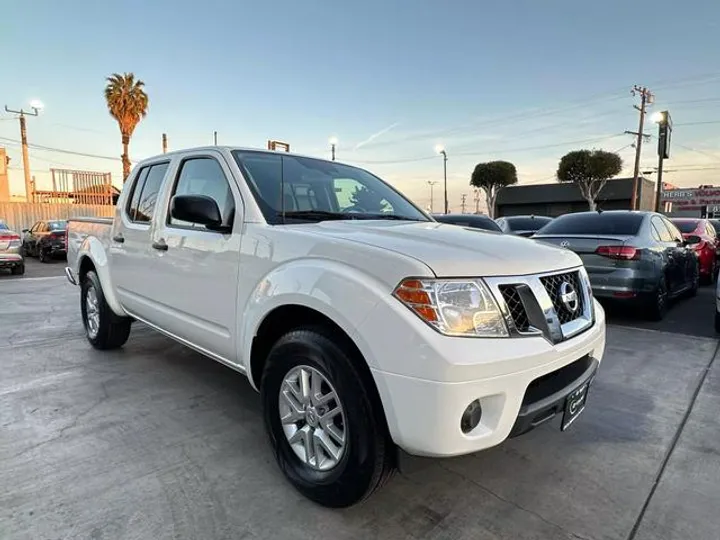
left=4, top=102, right=43, bottom=203
left=427, top=181, right=437, bottom=213
left=329, top=137, right=338, bottom=161
left=435, top=145, right=448, bottom=214
left=653, top=110, right=672, bottom=213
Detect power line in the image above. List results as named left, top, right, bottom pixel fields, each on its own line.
left=0, top=136, right=121, bottom=162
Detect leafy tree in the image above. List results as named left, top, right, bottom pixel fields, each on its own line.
left=556, top=149, right=623, bottom=211
left=104, top=73, right=149, bottom=182
left=470, top=161, right=518, bottom=218
left=349, top=185, right=390, bottom=213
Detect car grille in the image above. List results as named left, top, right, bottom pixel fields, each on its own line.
left=499, top=285, right=530, bottom=332
left=539, top=271, right=584, bottom=324
left=486, top=268, right=592, bottom=344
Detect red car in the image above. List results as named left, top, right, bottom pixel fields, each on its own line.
left=670, top=218, right=719, bottom=284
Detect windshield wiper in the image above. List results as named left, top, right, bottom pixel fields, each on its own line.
left=279, top=210, right=350, bottom=222
left=354, top=213, right=425, bottom=221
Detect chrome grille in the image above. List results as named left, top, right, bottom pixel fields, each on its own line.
left=539, top=271, right=584, bottom=325
left=485, top=267, right=593, bottom=344
left=499, top=285, right=530, bottom=332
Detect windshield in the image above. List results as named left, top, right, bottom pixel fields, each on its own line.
left=48, top=221, right=67, bottom=230
left=435, top=214, right=502, bottom=232
left=232, top=151, right=429, bottom=224
left=538, top=212, right=644, bottom=235
left=671, top=220, right=700, bottom=233
left=506, top=216, right=553, bottom=231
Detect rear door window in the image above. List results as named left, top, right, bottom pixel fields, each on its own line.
left=539, top=213, right=644, bottom=235
left=652, top=217, right=673, bottom=242
left=126, top=163, right=169, bottom=223
left=663, top=218, right=683, bottom=243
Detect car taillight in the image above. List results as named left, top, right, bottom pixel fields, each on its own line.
left=596, top=245, right=639, bottom=260
left=1, top=234, right=21, bottom=248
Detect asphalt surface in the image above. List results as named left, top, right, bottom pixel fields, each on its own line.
left=1, top=272, right=719, bottom=539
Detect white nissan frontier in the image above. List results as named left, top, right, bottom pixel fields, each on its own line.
left=65, top=146, right=606, bottom=507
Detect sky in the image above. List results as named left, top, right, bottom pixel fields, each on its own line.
left=1, top=0, right=719, bottom=212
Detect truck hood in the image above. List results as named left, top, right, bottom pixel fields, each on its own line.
left=293, top=220, right=581, bottom=277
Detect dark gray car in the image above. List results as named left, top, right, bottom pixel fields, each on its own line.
left=533, top=211, right=700, bottom=320
left=496, top=215, right=553, bottom=237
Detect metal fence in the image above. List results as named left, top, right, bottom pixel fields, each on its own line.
left=0, top=202, right=116, bottom=232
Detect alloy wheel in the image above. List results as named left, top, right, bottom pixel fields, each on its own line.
left=278, top=365, right=347, bottom=471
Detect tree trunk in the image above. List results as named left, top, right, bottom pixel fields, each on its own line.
left=121, top=134, right=131, bottom=182
left=585, top=196, right=597, bottom=211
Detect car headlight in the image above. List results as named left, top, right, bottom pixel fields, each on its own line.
left=393, top=278, right=508, bottom=337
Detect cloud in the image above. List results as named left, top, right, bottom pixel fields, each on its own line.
left=354, top=122, right=400, bottom=150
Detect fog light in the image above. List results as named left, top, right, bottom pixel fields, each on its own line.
left=460, top=399, right=482, bottom=434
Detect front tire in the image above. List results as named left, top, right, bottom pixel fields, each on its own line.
left=261, top=328, right=394, bottom=507
left=646, top=278, right=669, bottom=321
left=81, top=270, right=131, bottom=350
left=38, top=246, right=48, bottom=263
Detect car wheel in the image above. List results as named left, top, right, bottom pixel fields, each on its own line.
left=81, top=270, right=132, bottom=350
left=10, top=263, right=25, bottom=276
left=38, top=247, right=47, bottom=263
left=687, top=264, right=699, bottom=298
left=261, top=327, right=395, bottom=508
left=646, top=278, right=669, bottom=321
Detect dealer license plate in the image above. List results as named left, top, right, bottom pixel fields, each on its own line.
left=561, top=378, right=592, bottom=431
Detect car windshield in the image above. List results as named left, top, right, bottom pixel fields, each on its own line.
left=506, top=217, right=553, bottom=231
left=232, top=151, right=429, bottom=224
left=48, top=221, right=67, bottom=230
left=537, top=212, right=644, bottom=235
left=434, top=215, right=502, bottom=232
left=671, top=220, right=700, bottom=233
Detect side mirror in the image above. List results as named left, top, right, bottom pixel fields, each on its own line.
left=685, top=234, right=702, bottom=245
left=170, top=194, right=227, bottom=231
left=22, top=229, right=28, bottom=233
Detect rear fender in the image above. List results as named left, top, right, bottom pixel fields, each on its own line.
left=76, top=236, right=127, bottom=317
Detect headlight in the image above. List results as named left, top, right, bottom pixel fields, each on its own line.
left=393, top=278, right=508, bottom=337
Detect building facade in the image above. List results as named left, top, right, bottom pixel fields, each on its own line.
left=496, top=177, right=655, bottom=217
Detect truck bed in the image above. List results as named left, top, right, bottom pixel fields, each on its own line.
left=66, top=217, right=113, bottom=273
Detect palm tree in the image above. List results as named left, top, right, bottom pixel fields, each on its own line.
left=104, top=73, right=149, bottom=182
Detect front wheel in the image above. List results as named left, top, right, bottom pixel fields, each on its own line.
left=10, top=263, right=25, bottom=276
left=81, top=270, right=131, bottom=350
left=38, top=247, right=48, bottom=263
left=261, top=328, right=395, bottom=507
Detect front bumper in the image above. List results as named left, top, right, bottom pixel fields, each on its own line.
left=365, top=300, right=606, bottom=457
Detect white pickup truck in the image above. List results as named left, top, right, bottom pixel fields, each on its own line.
left=66, top=146, right=606, bottom=507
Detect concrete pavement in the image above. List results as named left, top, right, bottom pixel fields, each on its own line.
left=1, top=278, right=719, bottom=540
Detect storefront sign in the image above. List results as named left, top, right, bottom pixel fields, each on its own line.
left=661, top=188, right=720, bottom=210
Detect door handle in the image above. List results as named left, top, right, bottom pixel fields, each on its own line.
left=152, top=240, right=168, bottom=251
left=112, top=234, right=125, bottom=243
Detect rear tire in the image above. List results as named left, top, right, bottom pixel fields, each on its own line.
left=38, top=247, right=48, bottom=263
left=261, top=327, right=395, bottom=508
left=81, top=270, right=131, bottom=350
left=646, top=278, right=669, bottom=321
left=11, top=264, right=25, bottom=276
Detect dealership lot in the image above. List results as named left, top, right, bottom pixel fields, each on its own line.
left=1, top=270, right=719, bottom=540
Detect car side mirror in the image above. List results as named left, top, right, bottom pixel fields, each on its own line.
left=22, top=229, right=28, bottom=233
left=170, top=194, right=227, bottom=231
left=685, top=234, right=701, bottom=245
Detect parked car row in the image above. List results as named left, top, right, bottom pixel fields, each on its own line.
left=0, top=219, right=68, bottom=276
left=436, top=211, right=716, bottom=322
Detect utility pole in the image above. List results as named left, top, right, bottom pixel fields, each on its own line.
left=629, top=85, right=654, bottom=210
left=162, top=133, right=168, bottom=153
left=5, top=104, right=42, bottom=202
left=427, top=181, right=437, bottom=213
left=213, top=131, right=218, bottom=145
left=460, top=193, right=467, bottom=214
left=329, top=137, right=338, bottom=161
